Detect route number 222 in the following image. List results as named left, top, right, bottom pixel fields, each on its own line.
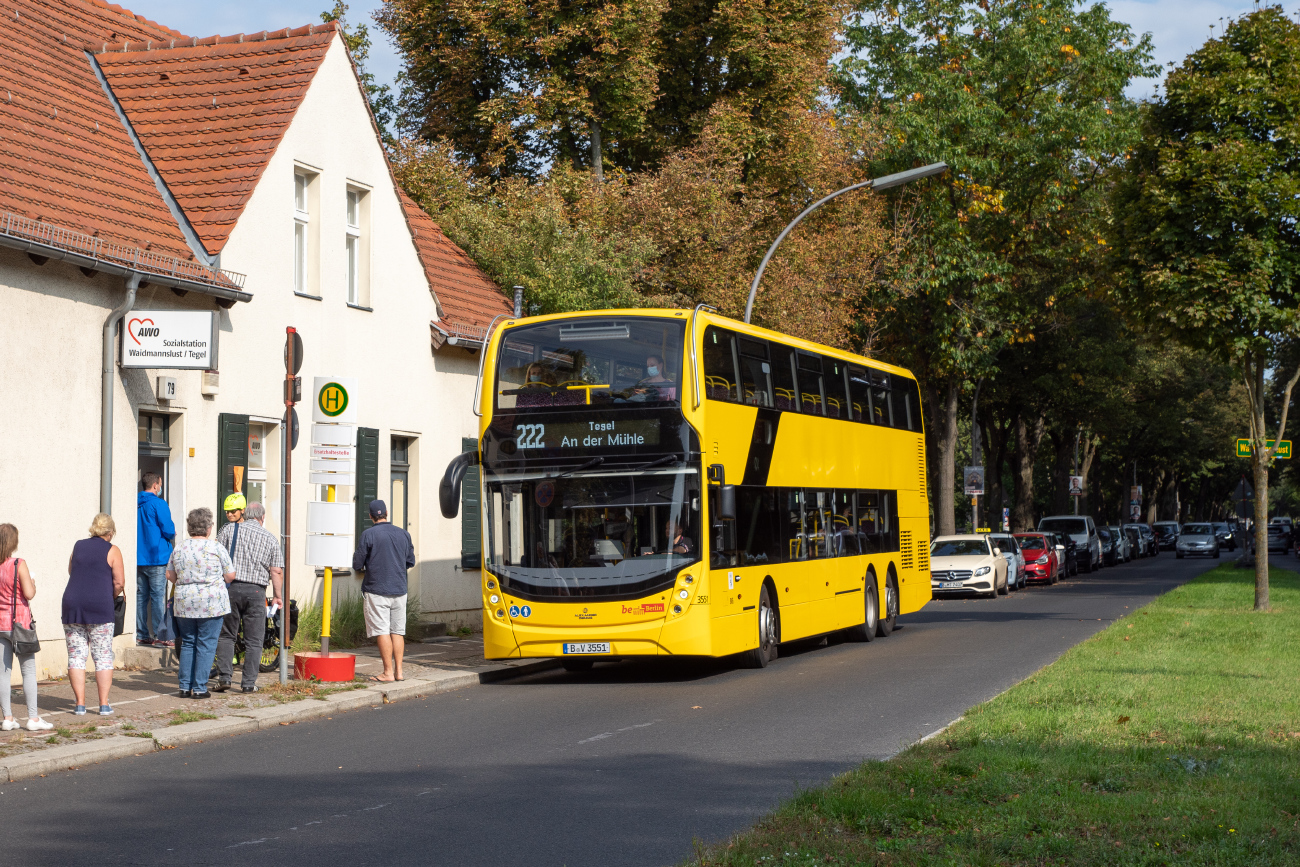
left=515, top=424, right=546, bottom=449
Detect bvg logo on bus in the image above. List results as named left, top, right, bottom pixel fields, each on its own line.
left=318, top=382, right=349, bottom=417
left=622, top=603, right=665, bottom=614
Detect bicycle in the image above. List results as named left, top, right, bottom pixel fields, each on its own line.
left=213, top=600, right=301, bottom=678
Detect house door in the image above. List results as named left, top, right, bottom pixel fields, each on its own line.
left=138, top=412, right=171, bottom=498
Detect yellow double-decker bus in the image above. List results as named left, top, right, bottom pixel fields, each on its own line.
left=440, top=308, right=931, bottom=669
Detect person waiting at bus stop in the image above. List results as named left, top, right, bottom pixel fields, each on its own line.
left=213, top=495, right=283, bottom=693
left=352, top=500, right=414, bottom=683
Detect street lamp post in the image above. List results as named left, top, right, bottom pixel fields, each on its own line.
left=742, top=162, right=949, bottom=324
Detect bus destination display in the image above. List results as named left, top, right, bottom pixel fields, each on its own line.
left=512, top=419, right=660, bottom=450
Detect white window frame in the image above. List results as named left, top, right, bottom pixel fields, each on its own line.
left=344, top=183, right=371, bottom=309
left=293, top=166, right=321, bottom=298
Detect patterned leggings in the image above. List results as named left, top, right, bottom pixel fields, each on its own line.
left=64, top=623, right=114, bottom=670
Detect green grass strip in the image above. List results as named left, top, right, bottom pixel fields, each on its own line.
left=689, top=564, right=1300, bottom=866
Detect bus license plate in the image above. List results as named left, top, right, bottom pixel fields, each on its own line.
left=563, top=642, right=611, bottom=655
left=940, top=581, right=964, bottom=589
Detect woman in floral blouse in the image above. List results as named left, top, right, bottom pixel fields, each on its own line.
left=166, top=507, right=235, bottom=699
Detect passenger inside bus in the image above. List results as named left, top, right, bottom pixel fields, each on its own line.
left=632, top=355, right=676, bottom=402
left=516, top=363, right=558, bottom=407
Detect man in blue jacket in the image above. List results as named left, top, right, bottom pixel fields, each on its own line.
left=137, top=472, right=175, bottom=646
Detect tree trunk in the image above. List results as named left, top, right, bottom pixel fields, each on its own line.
left=1144, top=469, right=1165, bottom=524
left=1012, top=413, right=1045, bottom=532
left=590, top=120, right=604, bottom=183
left=1249, top=353, right=1270, bottom=611
left=933, top=380, right=959, bottom=536
left=1079, top=435, right=1097, bottom=516
left=986, top=415, right=1009, bottom=531
left=1051, top=432, right=1073, bottom=516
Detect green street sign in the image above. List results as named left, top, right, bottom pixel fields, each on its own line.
left=1236, top=438, right=1292, bottom=459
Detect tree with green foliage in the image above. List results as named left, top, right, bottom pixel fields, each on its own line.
left=377, top=0, right=666, bottom=179
left=836, top=0, right=1156, bottom=535
left=1111, top=5, right=1300, bottom=610
left=377, top=0, right=847, bottom=179
left=321, top=2, right=398, bottom=136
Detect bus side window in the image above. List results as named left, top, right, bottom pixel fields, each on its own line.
left=796, top=352, right=825, bottom=416
left=703, top=326, right=740, bottom=402
left=770, top=343, right=799, bottom=412
left=737, top=486, right=786, bottom=566
left=901, top=377, right=923, bottom=432
left=737, top=336, right=773, bottom=408
left=870, top=370, right=894, bottom=426
left=832, top=490, right=858, bottom=555
left=823, top=358, right=848, bottom=419
left=855, top=491, right=881, bottom=554
left=786, top=489, right=807, bottom=560
left=846, top=365, right=871, bottom=424
left=880, top=491, right=899, bottom=552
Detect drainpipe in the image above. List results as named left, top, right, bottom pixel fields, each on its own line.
left=101, top=273, right=140, bottom=515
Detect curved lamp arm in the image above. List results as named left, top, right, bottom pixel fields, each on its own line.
left=742, top=162, right=949, bottom=324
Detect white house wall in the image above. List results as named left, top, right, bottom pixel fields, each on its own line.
left=0, top=35, right=487, bottom=680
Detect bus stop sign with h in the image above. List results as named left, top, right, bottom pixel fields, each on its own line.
left=296, top=376, right=358, bottom=681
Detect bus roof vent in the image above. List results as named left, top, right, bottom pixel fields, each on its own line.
left=558, top=323, right=631, bottom=342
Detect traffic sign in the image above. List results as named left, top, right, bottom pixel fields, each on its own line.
left=1236, top=438, right=1292, bottom=459
left=282, top=408, right=299, bottom=450
left=312, top=376, right=357, bottom=424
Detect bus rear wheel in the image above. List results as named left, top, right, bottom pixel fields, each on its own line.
left=740, top=585, right=778, bottom=668
left=877, top=574, right=899, bottom=637
left=844, top=576, right=878, bottom=642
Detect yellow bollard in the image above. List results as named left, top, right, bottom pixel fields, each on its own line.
left=321, top=483, right=335, bottom=656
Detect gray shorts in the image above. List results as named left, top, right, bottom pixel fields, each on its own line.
left=363, top=593, right=407, bottom=638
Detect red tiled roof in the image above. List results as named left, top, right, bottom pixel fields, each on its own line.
left=95, top=25, right=336, bottom=256
left=0, top=0, right=196, bottom=258
left=399, top=190, right=512, bottom=340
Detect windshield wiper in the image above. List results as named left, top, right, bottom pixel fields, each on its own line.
left=556, top=456, right=605, bottom=479
left=630, top=453, right=679, bottom=473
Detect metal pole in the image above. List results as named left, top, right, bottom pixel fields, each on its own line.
left=281, top=326, right=297, bottom=684
left=971, top=380, right=982, bottom=532
left=280, top=412, right=290, bottom=685
left=743, top=163, right=948, bottom=324
left=320, top=484, right=335, bottom=657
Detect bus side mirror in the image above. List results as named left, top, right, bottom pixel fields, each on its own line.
left=439, top=450, right=477, bottom=519
left=717, top=484, right=737, bottom=521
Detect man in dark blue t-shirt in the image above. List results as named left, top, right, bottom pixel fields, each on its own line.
left=352, top=500, right=415, bottom=682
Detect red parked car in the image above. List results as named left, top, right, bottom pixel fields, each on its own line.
left=1014, top=533, right=1059, bottom=584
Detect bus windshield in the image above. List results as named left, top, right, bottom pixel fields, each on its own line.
left=483, top=466, right=700, bottom=599
left=495, top=317, right=687, bottom=411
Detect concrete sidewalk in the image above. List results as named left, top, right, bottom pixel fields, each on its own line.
left=0, top=636, right=556, bottom=779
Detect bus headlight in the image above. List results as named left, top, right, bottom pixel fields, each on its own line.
left=489, top=594, right=500, bottom=605
left=486, top=579, right=497, bottom=590
left=679, top=589, right=690, bottom=600
left=673, top=605, right=683, bottom=615
left=684, top=575, right=694, bottom=584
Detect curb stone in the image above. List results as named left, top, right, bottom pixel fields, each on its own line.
left=6, top=660, right=558, bottom=781
left=151, top=716, right=260, bottom=748
left=3, top=736, right=146, bottom=782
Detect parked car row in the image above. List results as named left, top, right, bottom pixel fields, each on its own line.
left=928, top=513, right=1225, bottom=598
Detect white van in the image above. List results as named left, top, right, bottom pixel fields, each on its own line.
left=1037, top=515, right=1102, bottom=573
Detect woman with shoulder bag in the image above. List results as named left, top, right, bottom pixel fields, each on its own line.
left=0, top=524, right=50, bottom=731
left=63, top=514, right=125, bottom=716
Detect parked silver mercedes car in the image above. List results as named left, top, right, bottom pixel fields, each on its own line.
left=1176, top=522, right=1220, bottom=559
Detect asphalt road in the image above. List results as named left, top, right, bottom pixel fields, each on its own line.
left=1, top=551, right=1227, bottom=866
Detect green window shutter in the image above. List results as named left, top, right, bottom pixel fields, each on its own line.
left=217, top=413, right=249, bottom=530
left=461, top=436, right=481, bottom=569
left=356, top=427, right=380, bottom=540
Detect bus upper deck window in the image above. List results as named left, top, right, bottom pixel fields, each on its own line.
left=737, top=337, right=773, bottom=408
left=796, top=352, right=825, bottom=416
left=703, top=327, right=740, bottom=402
left=769, top=344, right=799, bottom=412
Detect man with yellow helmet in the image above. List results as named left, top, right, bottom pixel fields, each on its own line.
left=213, top=493, right=282, bottom=693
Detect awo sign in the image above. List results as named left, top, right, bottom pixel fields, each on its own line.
left=120, top=310, right=217, bottom=370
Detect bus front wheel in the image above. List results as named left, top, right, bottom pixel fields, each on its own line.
left=844, top=576, right=878, bottom=642
left=741, top=585, right=778, bottom=668
left=877, top=574, right=899, bottom=637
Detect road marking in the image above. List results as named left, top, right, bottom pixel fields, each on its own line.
left=578, top=721, right=655, bottom=744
